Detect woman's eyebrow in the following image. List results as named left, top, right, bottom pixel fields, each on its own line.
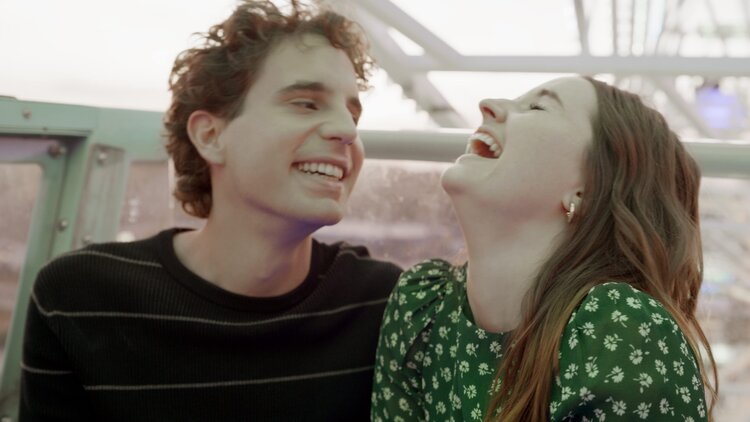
left=536, top=88, right=564, bottom=108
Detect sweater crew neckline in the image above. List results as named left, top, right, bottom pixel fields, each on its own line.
left=156, top=228, right=332, bottom=313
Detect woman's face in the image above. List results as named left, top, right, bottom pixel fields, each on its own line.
left=442, top=77, right=598, bottom=221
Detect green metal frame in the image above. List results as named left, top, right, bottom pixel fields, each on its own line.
left=0, top=97, right=165, bottom=420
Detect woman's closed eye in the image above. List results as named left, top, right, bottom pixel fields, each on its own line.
left=529, top=102, right=546, bottom=111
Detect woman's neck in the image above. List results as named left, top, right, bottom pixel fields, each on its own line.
left=461, top=215, right=566, bottom=333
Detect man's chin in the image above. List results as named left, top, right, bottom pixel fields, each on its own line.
left=296, top=208, right=345, bottom=230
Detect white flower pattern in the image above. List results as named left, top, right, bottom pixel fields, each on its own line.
left=371, top=260, right=708, bottom=421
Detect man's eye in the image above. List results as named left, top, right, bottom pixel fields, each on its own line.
left=292, top=100, right=318, bottom=110
left=529, top=102, right=546, bottom=111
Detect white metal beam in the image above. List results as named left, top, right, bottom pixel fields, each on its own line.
left=702, top=0, right=729, bottom=55
left=629, top=0, right=637, bottom=55
left=574, top=0, right=591, bottom=55
left=333, top=0, right=747, bottom=140
left=351, top=7, right=418, bottom=83
left=343, top=1, right=750, bottom=77
left=612, top=0, right=620, bottom=55
left=344, top=5, right=467, bottom=128
left=643, top=0, right=653, bottom=53
left=653, top=0, right=686, bottom=54
left=410, top=75, right=469, bottom=128
left=359, top=129, right=750, bottom=180
left=400, top=54, right=750, bottom=77
left=351, top=0, right=461, bottom=63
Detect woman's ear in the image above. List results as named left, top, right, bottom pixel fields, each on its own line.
left=561, top=188, right=584, bottom=216
left=187, top=110, right=226, bottom=165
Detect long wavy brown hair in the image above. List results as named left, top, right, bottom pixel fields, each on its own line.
left=164, top=0, right=373, bottom=218
left=486, top=77, right=718, bottom=420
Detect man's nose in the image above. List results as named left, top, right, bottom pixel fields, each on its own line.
left=320, top=110, right=357, bottom=145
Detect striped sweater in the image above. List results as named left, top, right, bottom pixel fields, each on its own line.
left=21, top=228, right=401, bottom=421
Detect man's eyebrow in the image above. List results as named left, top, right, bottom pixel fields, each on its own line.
left=536, top=88, right=564, bottom=108
left=277, top=81, right=362, bottom=117
left=277, top=81, right=328, bottom=95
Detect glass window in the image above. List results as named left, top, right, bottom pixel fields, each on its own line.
left=324, top=163, right=750, bottom=420
left=316, top=159, right=464, bottom=268
left=117, top=161, right=201, bottom=242
left=0, top=164, right=42, bottom=359
left=117, top=159, right=749, bottom=418
left=698, top=177, right=750, bottom=420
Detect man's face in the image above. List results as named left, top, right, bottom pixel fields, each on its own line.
left=211, top=34, right=364, bottom=228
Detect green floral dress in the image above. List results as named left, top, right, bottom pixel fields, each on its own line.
left=371, top=259, right=708, bottom=421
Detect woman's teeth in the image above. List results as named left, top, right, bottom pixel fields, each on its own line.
left=467, top=132, right=501, bottom=158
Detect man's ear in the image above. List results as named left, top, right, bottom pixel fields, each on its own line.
left=187, top=110, right=226, bottom=165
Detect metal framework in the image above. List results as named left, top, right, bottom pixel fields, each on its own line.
left=330, top=0, right=750, bottom=140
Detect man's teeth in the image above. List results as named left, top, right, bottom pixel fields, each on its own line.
left=467, top=132, right=501, bottom=158
left=296, top=162, right=344, bottom=180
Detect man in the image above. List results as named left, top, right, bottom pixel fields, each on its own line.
left=20, top=1, right=401, bottom=420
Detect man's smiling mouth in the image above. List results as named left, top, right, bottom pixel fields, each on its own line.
left=295, top=162, right=344, bottom=180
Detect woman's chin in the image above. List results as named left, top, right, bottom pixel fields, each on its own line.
left=440, top=165, right=469, bottom=196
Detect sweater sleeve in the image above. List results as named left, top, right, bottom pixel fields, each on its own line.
left=371, top=259, right=455, bottom=422
left=549, top=283, right=708, bottom=421
left=20, top=269, right=95, bottom=421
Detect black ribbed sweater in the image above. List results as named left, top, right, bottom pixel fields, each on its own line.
left=20, top=228, right=401, bottom=421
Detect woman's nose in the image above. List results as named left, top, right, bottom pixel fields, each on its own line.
left=479, top=98, right=509, bottom=122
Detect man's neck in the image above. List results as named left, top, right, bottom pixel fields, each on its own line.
left=173, top=208, right=316, bottom=298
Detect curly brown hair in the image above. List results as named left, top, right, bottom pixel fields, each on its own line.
left=164, top=0, right=373, bottom=218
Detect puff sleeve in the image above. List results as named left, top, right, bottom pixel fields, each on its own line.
left=371, top=259, right=455, bottom=422
left=550, top=283, right=708, bottom=421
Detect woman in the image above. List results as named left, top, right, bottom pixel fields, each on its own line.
left=371, top=76, right=717, bottom=421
